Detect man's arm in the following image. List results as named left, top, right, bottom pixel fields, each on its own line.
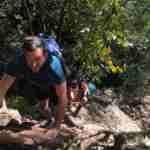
left=43, top=81, right=68, bottom=140
left=0, top=73, right=16, bottom=106
left=54, top=81, right=68, bottom=128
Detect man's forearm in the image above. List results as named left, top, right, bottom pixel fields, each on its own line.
left=54, top=81, right=68, bottom=128
left=0, top=74, right=15, bottom=95
left=55, top=97, right=67, bottom=128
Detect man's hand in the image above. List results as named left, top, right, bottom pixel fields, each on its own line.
left=44, top=128, right=59, bottom=140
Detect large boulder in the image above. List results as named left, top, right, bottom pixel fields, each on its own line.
left=104, top=105, right=141, bottom=133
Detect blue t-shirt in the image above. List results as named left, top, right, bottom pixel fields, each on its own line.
left=4, top=54, right=66, bottom=89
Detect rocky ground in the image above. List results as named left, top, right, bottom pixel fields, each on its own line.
left=0, top=87, right=150, bottom=150
left=58, top=87, right=150, bottom=150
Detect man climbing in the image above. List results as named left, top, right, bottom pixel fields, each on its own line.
left=0, top=36, right=68, bottom=140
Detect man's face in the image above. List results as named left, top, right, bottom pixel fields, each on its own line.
left=24, top=48, right=47, bottom=73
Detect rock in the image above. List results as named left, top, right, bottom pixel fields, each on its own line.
left=143, top=95, right=150, bottom=104
left=104, top=105, right=141, bottom=133
left=0, top=98, right=22, bottom=127
left=142, top=136, right=150, bottom=146
left=104, top=89, right=113, bottom=97
left=82, top=123, right=109, bottom=136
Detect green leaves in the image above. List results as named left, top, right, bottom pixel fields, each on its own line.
left=0, top=0, right=149, bottom=95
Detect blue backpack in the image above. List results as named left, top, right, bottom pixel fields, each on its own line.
left=37, top=33, right=62, bottom=57
left=37, top=33, right=71, bottom=77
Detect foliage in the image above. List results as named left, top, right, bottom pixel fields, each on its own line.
left=0, top=0, right=150, bottom=98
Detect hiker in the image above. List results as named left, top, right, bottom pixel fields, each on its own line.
left=67, top=75, right=97, bottom=103
left=0, top=36, right=68, bottom=139
left=67, top=79, right=87, bottom=103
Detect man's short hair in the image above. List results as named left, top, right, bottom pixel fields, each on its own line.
left=23, top=36, right=45, bottom=52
